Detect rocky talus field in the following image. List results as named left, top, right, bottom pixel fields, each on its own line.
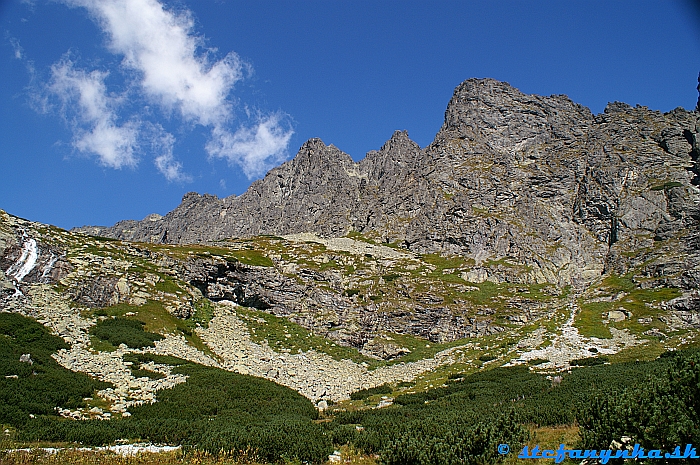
left=2, top=78, right=700, bottom=464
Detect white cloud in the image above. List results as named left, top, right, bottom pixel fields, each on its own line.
left=148, top=127, right=191, bottom=182
left=62, top=0, right=243, bottom=127
left=207, top=112, right=294, bottom=178
left=48, top=59, right=138, bottom=169
left=46, top=0, right=293, bottom=179
left=155, top=152, right=189, bottom=182
left=9, top=37, right=24, bottom=60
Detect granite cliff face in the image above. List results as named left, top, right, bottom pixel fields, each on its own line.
left=80, top=78, right=700, bottom=293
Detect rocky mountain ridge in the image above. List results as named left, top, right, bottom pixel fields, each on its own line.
left=80, top=78, right=700, bottom=295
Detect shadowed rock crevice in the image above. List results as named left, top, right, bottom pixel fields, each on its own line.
left=184, top=259, right=273, bottom=309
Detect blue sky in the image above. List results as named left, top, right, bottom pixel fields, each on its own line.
left=1, top=0, right=699, bottom=230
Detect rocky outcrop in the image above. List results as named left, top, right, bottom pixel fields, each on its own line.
left=2, top=209, right=510, bottom=359
left=178, top=253, right=503, bottom=351
left=0, top=219, right=72, bottom=299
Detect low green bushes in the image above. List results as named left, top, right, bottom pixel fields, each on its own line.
left=578, top=350, right=700, bottom=462
left=2, top=314, right=331, bottom=464
left=380, top=411, right=526, bottom=465
left=16, top=360, right=332, bottom=463
left=350, top=384, right=393, bottom=400
left=8, top=310, right=700, bottom=464
left=90, top=318, right=164, bottom=348
left=332, top=354, right=690, bottom=464
left=570, top=355, right=609, bottom=366
left=15, top=360, right=332, bottom=462
left=0, top=313, right=110, bottom=427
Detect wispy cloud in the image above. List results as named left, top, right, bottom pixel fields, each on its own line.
left=52, top=0, right=293, bottom=179
left=63, top=0, right=241, bottom=126
left=48, top=59, right=138, bottom=169
left=9, top=37, right=24, bottom=60
left=208, top=112, right=294, bottom=178
left=148, top=126, right=191, bottom=182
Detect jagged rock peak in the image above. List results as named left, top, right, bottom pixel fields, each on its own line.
left=143, top=213, right=163, bottom=222
left=437, top=77, right=593, bottom=149
left=448, top=77, right=577, bottom=107
left=361, top=130, right=423, bottom=176
left=181, top=192, right=220, bottom=204
left=292, top=138, right=354, bottom=167
left=444, top=78, right=542, bottom=116
left=603, top=101, right=635, bottom=114
left=451, top=77, right=518, bottom=98
left=298, top=137, right=328, bottom=152
left=379, top=130, right=420, bottom=152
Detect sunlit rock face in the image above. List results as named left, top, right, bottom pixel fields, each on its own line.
left=80, top=78, right=699, bottom=291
